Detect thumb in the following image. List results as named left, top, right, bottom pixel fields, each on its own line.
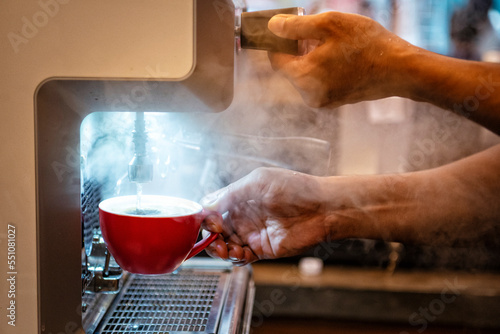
left=268, top=14, right=325, bottom=41
left=200, top=190, right=222, bottom=210
left=201, top=171, right=263, bottom=214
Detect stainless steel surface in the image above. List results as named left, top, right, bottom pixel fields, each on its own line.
left=128, top=112, right=153, bottom=184
left=82, top=177, right=122, bottom=294
left=241, top=280, right=256, bottom=334
left=128, top=156, right=153, bottom=184
left=89, top=260, right=252, bottom=334
left=84, top=238, right=123, bottom=294
left=96, top=272, right=227, bottom=333
left=82, top=292, right=117, bottom=334
left=219, top=266, right=255, bottom=334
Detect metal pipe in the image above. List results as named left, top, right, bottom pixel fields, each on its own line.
left=128, top=112, right=153, bottom=183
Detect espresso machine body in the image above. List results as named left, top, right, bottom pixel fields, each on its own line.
left=0, top=0, right=256, bottom=333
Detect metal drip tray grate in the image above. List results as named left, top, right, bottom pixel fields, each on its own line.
left=97, top=270, right=229, bottom=334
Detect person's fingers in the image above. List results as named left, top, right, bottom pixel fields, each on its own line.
left=205, top=240, right=229, bottom=260
left=201, top=187, right=242, bottom=214
left=228, top=250, right=257, bottom=266
left=201, top=213, right=223, bottom=234
left=225, top=242, right=260, bottom=265
left=202, top=209, right=238, bottom=244
left=214, top=240, right=229, bottom=260
left=267, top=14, right=325, bottom=74
left=228, top=243, right=245, bottom=261
left=268, top=14, right=327, bottom=41
left=242, top=246, right=258, bottom=265
left=205, top=239, right=258, bottom=266
left=202, top=232, right=229, bottom=260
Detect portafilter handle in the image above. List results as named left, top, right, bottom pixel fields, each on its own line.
left=238, top=7, right=305, bottom=55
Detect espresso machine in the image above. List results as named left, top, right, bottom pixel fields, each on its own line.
left=0, top=1, right=315, bottom=333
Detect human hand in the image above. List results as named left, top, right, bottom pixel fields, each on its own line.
left=267, top=11, right=408, bottom=108
left=200, top=168, right=333, bottom=265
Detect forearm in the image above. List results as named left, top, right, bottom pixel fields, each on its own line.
left=268, top=11, right=500, bottom=133
left=321, top=145, right=500, bottom=246
left=390, top=45, right=500, bottom=134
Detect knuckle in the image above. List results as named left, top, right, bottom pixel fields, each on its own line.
left=317, top=11, right=340, bottom=31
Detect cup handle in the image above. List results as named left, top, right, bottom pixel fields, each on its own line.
left=185, top=209, right=221, bottom=260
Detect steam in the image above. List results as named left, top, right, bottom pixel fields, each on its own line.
left=80, top=0, right=500, bottom=271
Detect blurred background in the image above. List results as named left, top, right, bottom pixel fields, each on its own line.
left=224, top=1, right=500, bottom=332
left=199, top=0, right=500, bottom=273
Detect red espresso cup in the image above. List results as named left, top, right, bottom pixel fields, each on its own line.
left=99, top=195, right=219, bottom=275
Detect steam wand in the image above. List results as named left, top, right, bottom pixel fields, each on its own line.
left=128, top=112, right=153, bottom=184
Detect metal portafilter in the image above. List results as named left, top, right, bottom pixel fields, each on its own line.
left=128, top=112, right=153, bottom=184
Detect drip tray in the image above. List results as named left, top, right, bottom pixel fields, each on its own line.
left=94, top=260, right=253, bottom=334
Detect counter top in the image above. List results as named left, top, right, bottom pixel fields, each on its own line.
left=252, top=263, right=500, bottom=295
left=250, top=263, right=500, bottom=331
